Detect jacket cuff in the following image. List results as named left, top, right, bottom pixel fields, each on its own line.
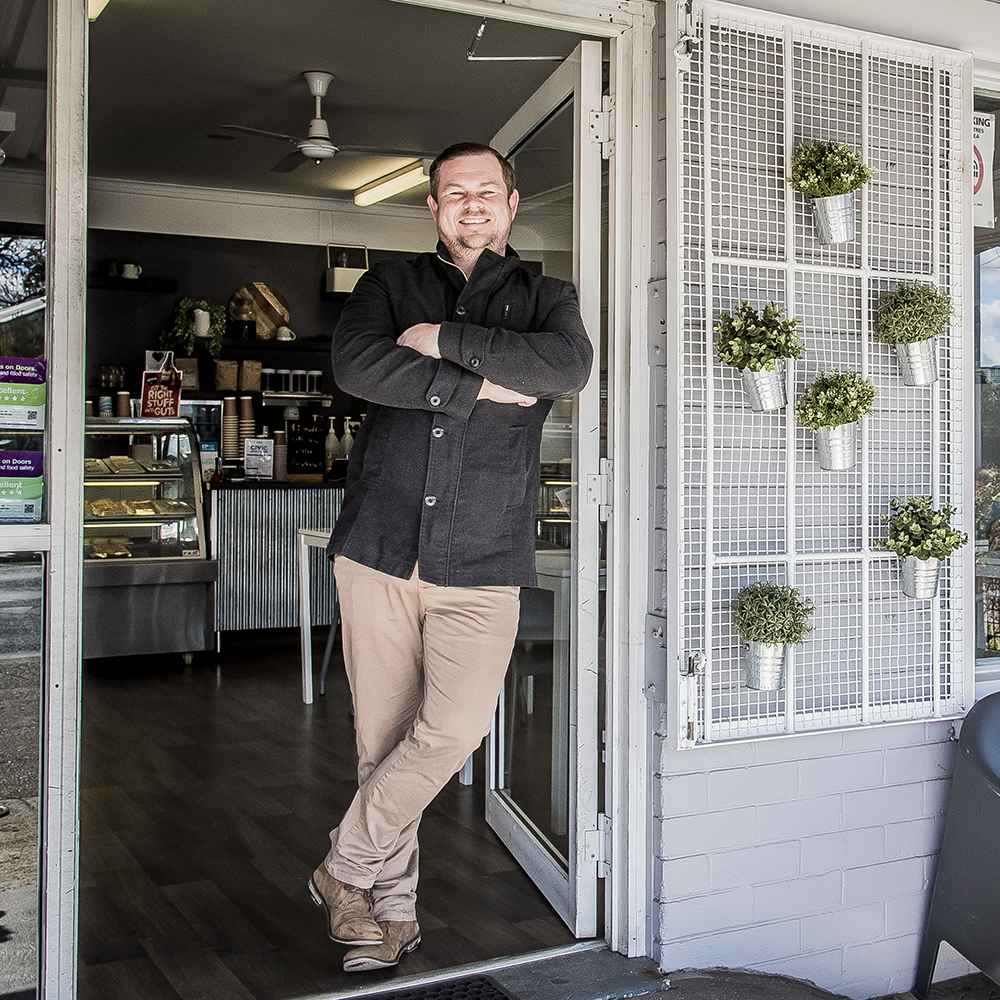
left=438, top=321, right=489, bottom=374
left=426, top=361, right=482, bottom=420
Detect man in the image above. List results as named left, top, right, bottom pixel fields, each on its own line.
left=312, top=142, right=593, bottom=972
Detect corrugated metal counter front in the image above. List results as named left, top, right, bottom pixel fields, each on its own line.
left=210, top=482, right=343, bottom=632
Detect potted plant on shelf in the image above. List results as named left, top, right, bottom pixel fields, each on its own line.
left=788, top=139, right=875, bottom=245
left=794, top=369, right=878, bottom=471
left=882, top=495, right=968, bottom=599
left=161, top=297, right=227, bottom=359
left=714, top=300, right=804, bottom=411
left=732, top=581, right=815, bottom=691
left=873, top=280, right=951, bottom=386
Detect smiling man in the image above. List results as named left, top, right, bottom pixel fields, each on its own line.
left=312, top=142, right=593, bottom=972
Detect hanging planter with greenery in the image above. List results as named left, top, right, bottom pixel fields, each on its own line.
left=732, top=581, right=815, bottom=690
left=873, top=280, right=951, bottom=386
left=161, top=297, right=227, bottom=359
left=714, top=301, right=804, bottom=412
left=881, top=495, right=968, bottom=599
left=788, top=140, right=875, bottom=245
left=794, top=369, right=877, bottom=470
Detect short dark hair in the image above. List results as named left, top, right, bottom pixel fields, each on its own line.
left=428, top=143, right=516, bottom=201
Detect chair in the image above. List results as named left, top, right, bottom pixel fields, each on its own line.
left=912, top=691, right=1000, bottom=998
left=297, top=528, right=339, bottom=704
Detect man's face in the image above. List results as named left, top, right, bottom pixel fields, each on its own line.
left=427, top=153, right=519, bottom=261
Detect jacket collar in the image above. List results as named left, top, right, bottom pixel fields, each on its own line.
left=435, top=242, right=520, bottom=283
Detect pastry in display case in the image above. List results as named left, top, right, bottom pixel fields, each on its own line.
left=82, top=417, right=217, bottom=659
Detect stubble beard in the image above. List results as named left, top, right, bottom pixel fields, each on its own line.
left=443, top=218, right=512, bottom=267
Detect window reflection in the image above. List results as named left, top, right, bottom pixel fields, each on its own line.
left=0, top=552, right=43, bottom=997
left=978, top=250, right=1000, bottom=656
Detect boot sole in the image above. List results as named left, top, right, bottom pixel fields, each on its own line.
left=343, top=935, right=421, bottom=972
left=308, top=876, right=383, bottom=946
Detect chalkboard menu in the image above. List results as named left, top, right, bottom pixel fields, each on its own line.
left=286, top=420, right=326, bottom=481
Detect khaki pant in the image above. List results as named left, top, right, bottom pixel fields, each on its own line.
left=324, top=556, right=520, bottom=921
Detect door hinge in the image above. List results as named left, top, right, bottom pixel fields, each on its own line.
left=680, top=652, right=705, bottom=745
left=584, top=812, right=612, bottom=878
left=586, top=458, right=612, bottom=521
left=589, top=95, right=615, bottom=159
left=648, top=279, right=668, bottom=366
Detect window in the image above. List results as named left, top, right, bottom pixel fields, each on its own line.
left=974, top=89, right=1000, bottom=693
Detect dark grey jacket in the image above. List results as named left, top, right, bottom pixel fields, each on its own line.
left=327, top=242, right=593, bottom=587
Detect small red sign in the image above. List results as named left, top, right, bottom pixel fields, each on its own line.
left=140, top=362, right=182, bottom=418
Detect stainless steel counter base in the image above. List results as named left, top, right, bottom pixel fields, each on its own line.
left=82, top=558, right=218, bottom=659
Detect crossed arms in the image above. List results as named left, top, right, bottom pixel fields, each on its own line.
left=396, top=323, right=538, bottom=406
left=332, top=264, right=593, bottom=420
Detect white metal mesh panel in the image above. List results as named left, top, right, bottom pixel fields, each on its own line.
left=794, top=272, right=864, bottom=555
left=868, top=55, right=935, bottom=275
left=792, top=36, right=864, bottom=270
left=794, top=560, right=863, bottom=727
left=709, top=20, right=786, bottom=261
left=672, top=2, right=969, bottom=745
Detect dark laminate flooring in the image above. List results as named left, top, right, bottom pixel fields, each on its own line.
left=78, top=628, right=575, bottom=1000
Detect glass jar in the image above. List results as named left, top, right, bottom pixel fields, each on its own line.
left=276, top=369, right=291, bottom=393
left=260, top=368, right=276, bottom=392
left=291, top=369, right=307, bottom=394
left=306, top=370, right=322, bottom=393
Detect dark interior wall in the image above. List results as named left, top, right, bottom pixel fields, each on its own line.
left=85, top=229, right=353, bottom=412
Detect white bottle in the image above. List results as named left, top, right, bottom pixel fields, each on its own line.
left=340, top=417, right=354, bottom=459
left=325, top=416, right=339, bottom=472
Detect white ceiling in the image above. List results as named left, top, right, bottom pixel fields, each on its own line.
left=0, top=0, right=594, bottom=208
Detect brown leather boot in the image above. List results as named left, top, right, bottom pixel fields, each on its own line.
left=342, top=919, right=421, bottom=971
left=308, top=864, right=383, bottom=946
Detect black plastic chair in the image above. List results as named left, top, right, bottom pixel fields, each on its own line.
left=913, top=691, right=1000, bottom=998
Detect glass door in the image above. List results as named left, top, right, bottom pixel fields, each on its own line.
left=485, top=39, right=604, bottom=938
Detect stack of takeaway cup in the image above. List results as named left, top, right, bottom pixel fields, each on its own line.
left=222, top=396, right=239, bottom=460
left=238, top=395, right=255, bottom=456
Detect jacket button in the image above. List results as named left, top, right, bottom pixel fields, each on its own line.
left=456, top=306, right=467, bottom=316
left=429, top=394, right=441, bottom=406
left=432, top=427, right=444, bottom=438
left=424, top=495, right=437, bottom=506
left=469, top=357, right=480, bottom=368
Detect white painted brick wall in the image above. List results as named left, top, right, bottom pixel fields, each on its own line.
left=653, top=720, right=973, bottom=999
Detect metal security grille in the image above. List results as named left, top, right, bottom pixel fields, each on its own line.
left=362, top=976, right=518, bottom=1000
left=670, top=2, right=970, bottom=745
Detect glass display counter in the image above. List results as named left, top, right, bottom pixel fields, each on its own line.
left=82, top=417, right=217, bottom=658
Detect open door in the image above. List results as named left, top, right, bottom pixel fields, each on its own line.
left=486, top=39, right=604, bottom=939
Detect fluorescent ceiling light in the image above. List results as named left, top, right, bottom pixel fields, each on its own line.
left=354, top=161, right=427, bottom=207
left=88, top=0, right=111, bottom=20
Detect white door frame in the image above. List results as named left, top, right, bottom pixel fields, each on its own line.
left=39, top=2, right=656, bottom=996
left=392, top=0, right=656, bottom=956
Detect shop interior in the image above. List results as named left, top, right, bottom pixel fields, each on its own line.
left=0, top=0, right=607, bottom=996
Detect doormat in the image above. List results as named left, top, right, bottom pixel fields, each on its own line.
left=363, top=975, right=518, bottom=1000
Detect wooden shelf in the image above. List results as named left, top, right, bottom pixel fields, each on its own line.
left=88, top=275, right=179, bottom=294
left=213, top=337, right=332, bottom=353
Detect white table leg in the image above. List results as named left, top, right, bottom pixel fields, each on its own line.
left=298, top=530, right=314, bottom=704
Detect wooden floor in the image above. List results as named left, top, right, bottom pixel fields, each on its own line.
left=78, top=629, right=575, bottom=1000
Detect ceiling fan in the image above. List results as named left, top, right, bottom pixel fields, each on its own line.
left=219, top=70, right=427, bottom=174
